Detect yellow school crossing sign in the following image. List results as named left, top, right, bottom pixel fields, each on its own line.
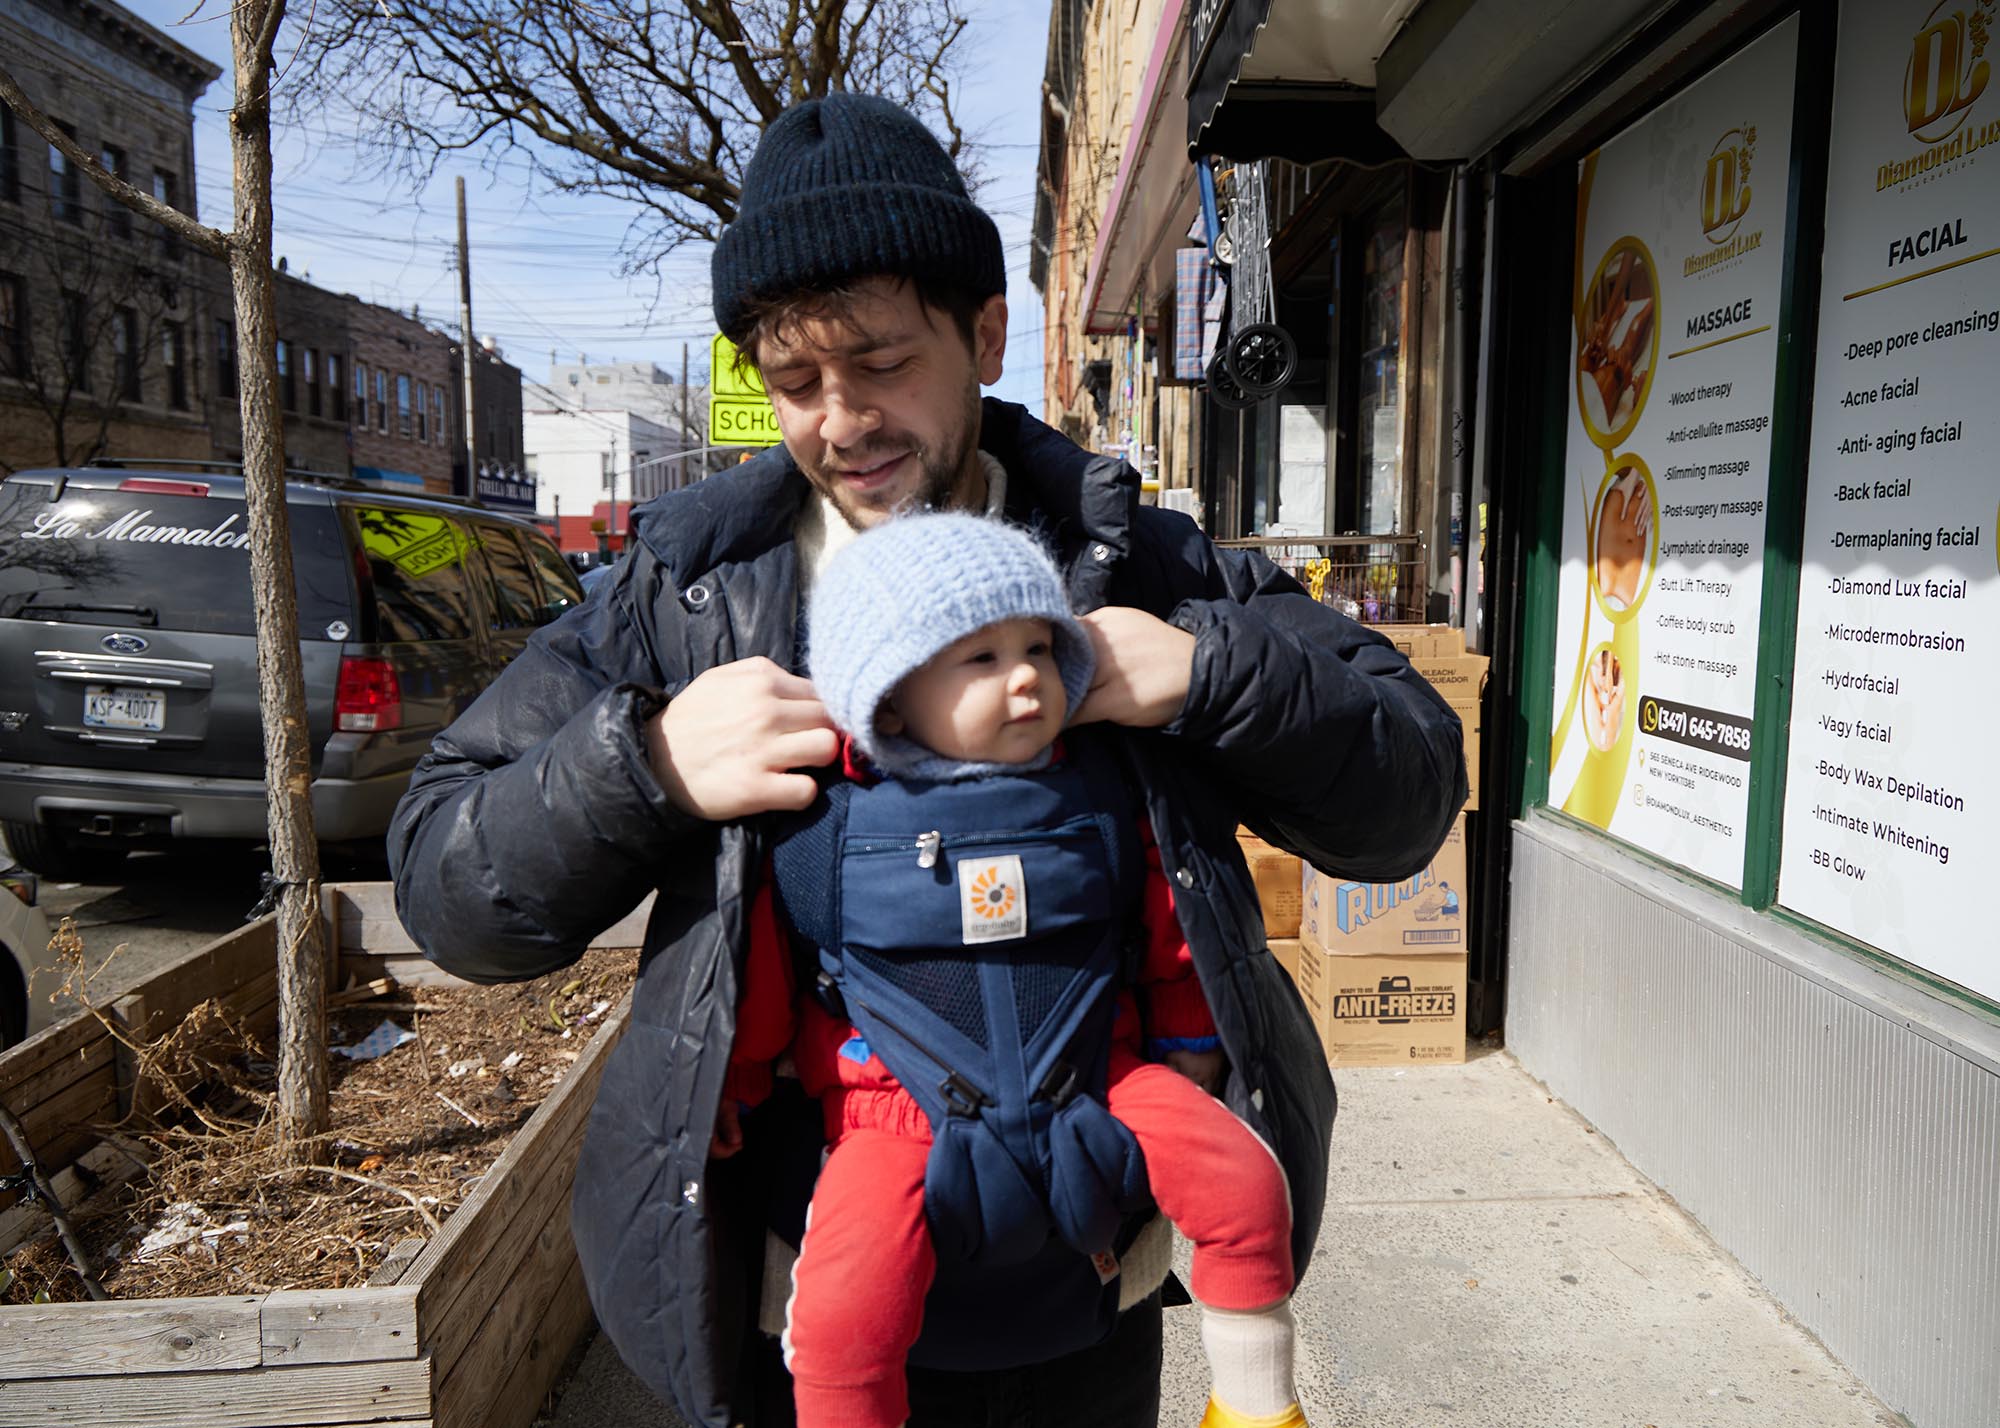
left=710, top=334, right=782, bottom=447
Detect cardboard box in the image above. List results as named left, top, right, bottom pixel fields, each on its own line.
left=1237, top=831, right=1303, bottom=939
left=1458, top=716, right=1482, bottom=812
left=1368, top=623, right=1465, bottom=658
left=1300, top=814, right=1468, bottom=958
left=1409, top=652, right=1490, bottom=700
left=1294, top=943, right=1467, bottom=1066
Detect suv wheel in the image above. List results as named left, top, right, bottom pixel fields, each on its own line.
left=1, top=821, right=130, bottom=884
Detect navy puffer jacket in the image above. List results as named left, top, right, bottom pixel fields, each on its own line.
left=387, top=400, right=1466, bottom=1426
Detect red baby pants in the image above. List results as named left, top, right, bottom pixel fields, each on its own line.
left=781, top=1049, right=1294, bottom=1428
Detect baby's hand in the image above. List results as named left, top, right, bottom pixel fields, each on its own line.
left=1165, top=1048, right=1226, bottom=1096
left=710, top=1099, right=745, bottom=1160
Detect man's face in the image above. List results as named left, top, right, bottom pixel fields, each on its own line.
left=881, top=618, right=1066, bottom=765
left=755, top=277, right=1008, bottom=530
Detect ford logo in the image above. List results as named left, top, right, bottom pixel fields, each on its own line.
left=101, top=633, right=149, bottom=655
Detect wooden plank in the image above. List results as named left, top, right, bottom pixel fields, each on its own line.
left=0, top=1357, right=432, bottom=1427
left=329, top=884, right=412, bottom=957
left=0, top=1138, right=151, bottom=1258
left=0, top=1065, right=118, bottom=1182
left=111, top=917, right=279, bottom=1045
left=332, top=954, right=478, bottom=993
left=367, top=1238, right=427, bottom=1288
left=0, top=1007, right=111, bottom=1098
left=260, top=1285, right=420, bottom=1366
left=590, top=896, right=653, bottom=951
left=438, top=1250, right=593, bottom=1428
left=0, top=1028, right=114, bottom=1129
left=416, top=1102, right=592, bottom=1387
left=406, top=1001, right=624, bottom=1326
left=0, top=1296, right=263, bottom=1379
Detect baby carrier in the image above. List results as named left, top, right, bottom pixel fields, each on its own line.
left=769, top=730, right=1158, bottom=1368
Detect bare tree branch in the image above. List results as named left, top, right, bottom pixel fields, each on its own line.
left=288, top=0, right=976, bottom=272
left=0, top=62, right=228, bottom=260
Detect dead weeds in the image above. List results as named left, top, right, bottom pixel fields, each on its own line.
left=3, top=921, right=633, bottom=1304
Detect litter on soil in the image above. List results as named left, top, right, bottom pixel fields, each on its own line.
left=2, top=946, right=634, bottom=1304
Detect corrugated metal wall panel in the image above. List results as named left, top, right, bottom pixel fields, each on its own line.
left=1508, top=818, right=2000, bottom=1428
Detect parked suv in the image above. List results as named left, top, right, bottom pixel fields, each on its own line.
left=0, top=464, right=584, bottom=879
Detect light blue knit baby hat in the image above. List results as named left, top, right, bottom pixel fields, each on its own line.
left=808, top=512, right=1096, bottom=780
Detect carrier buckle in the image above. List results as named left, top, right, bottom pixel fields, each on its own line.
left=814, top=970, right=847, bottom=1020
left=1037, top=1060, right=1080, bottom=1108
left=940, top=1072, right=993, bottom=1118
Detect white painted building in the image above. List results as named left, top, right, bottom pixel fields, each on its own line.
left=523, top=356, right=724, bottom=528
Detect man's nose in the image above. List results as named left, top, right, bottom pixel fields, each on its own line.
left=819, top=379, right=881, bottom=448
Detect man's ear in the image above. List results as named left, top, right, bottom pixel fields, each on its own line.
left=974, top=294, right=1008, bottom=386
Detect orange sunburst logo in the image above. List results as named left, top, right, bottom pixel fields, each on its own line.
left=968, top=865, right=1017, bottom=920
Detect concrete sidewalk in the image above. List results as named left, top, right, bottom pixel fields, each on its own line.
left=544, top=1048, right=1900, bottom=1427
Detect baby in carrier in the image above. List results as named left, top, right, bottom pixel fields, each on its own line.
left=714, top=512, right=1306, bottom=1428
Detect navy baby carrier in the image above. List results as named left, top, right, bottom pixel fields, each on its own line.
left=769, top=731, right=1157, bottom=1368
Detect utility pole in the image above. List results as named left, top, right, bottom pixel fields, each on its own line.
left=680, top=341, right=690, bottom=490
left=456, top=176, right=477, bottom=499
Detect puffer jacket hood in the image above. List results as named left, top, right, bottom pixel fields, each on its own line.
left=389, top=399, right=1466, bottom=1427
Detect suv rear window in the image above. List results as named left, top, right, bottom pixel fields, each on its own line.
left=0, top=484, right=354, bottom=637
left=350, top=505, right=476, bottom=643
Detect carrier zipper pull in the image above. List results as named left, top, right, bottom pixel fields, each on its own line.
left=915, top=830, right=942, bottom=868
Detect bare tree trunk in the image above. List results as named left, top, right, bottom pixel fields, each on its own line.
left=229, top=0, right=327, bottom=1154
left=1, top=3, right=328, bottom=1152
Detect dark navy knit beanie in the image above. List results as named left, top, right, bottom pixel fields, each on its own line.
left=712, top=93, right=1006, bottom=342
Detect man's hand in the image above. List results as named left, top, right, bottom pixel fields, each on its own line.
left=1164, top=1047, right=1226, bottom=1096
left=1070, top=606, right=1197, bottom=729
left=645, top=657, right=840, bottom=820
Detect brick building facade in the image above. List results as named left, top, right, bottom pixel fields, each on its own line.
left=0, top=0, right=220, bottom=473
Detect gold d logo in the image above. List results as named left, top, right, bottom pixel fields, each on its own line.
left=1701, top=128, right=1754, bottom=244
left=1905, top=2, right=1993, bottom=142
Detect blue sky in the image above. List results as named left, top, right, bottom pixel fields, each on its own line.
left=121, top=1, right=1050, bottom=406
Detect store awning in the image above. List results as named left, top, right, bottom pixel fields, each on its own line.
left=1081, top=0, right=1203, bottom=334
left=1186, top=0, right=1420, bottom=161
left=1374, top=0, right=1664, bottom=162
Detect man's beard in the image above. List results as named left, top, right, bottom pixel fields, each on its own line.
left=809, top=387, right=982, bottom=531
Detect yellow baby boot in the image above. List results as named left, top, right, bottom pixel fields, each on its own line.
left=1198, top=1400, right=1308, bottom=1428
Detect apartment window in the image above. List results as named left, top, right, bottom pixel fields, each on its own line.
left=328, top=353, right=345, bottom=421
left=99, top=145, right=130, bottom=238
left=164, top=322, right=187, bottom=409
left=374, top=370, right=387, bottom=432
left=484, top=405, right=496, bottom=459
left=353, top=359, right=367, bottom=425
left=215, top=318, right=236, bottom=397
left=49, top=126, right=80, bottom=224
left=114, top=307, right=140, bottom=400
left=1, top=274, right=26, bottom=377
left=432, top=386, right=444, bottom=445
left=61, top=290, right=87, bottom=392
left=304, top=346, right=320, bottom=417
left=0, top=108, right=17, bottom=205
left=415, top=378, right=428, bottom=440
left=276, top=338, right=294, bottom=410
left=396, top=373, right=411, bottom=437
left=601, top=450, right=614, bottom=493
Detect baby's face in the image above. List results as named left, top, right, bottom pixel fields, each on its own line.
left=882, top=617, right=1066, bottom=765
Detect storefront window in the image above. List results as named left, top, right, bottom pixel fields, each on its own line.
left=1357, top=195, right=1405, bottom=536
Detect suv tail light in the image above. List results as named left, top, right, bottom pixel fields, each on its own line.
left=335, top=656, right=402, bottom=732
left=118, top=478, right=211, bottom=496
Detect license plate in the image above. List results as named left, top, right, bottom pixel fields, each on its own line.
left=83, top=685, right=165, bottom=732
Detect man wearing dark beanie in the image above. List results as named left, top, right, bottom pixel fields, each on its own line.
left=390, top=92, right=1466, bottom=1428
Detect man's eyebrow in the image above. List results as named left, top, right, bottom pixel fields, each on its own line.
left=765, top=330, right=914, bottom=368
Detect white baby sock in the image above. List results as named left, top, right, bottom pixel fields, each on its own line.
left=1200, top=1299, right=1298, bottom=1416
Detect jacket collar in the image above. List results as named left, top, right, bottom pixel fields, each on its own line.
left=627, top=398, right=1140, bottom=599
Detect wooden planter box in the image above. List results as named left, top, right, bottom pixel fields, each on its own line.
left=0, top=884, right=651, bottom=1428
